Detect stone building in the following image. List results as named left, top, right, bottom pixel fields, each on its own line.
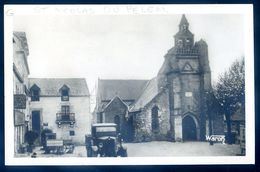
left=13, top=32, right=30, bottom=153
left=29, top=78, right=91, bottom=145
left=94, top=15, right=224, bottom=142
left=94, top=79, right=149, bottom=142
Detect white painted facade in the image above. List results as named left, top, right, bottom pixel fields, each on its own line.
left=29, top=78, right=91, bottom=145
left=30, top=96, right=91, bottom=145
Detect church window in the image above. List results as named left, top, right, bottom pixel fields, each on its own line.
left=182, top=24, right=188, bottom=31
left=177, top=39, right=183, bottom=48
left=151, top=106, right=159, bottom=132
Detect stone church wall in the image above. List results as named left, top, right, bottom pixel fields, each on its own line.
left=134, top=90, right=171, bottom=142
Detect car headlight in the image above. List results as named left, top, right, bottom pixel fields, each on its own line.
left=98, top=142, right=103, bottom=148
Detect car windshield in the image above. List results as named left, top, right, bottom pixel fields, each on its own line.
left=96, top=126, right=116, bottom=132
left=94, top=126, right=117, bottom=137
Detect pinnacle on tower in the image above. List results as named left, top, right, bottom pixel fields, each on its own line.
left=179, top=14, right=189, bottom=31
left=179, top=14, right=189, bottom=25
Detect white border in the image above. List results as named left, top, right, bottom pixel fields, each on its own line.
left=4, top=4, right=254, bottom=165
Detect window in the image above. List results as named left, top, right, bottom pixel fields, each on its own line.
left=30, top=84, right=40, bottom=101
left=182, top=24, right=188, bottom=31
left=61, top=105, right=70, bottom=114
left=61, top=89, right=69, bottom=101
left=60, top=85, right=70, bottom=101
left=61, top=105, right=70, bottom=121
left=177, top=39, right=183, bottom=48
left=31, top=90, right=39, bottom=101
left=69, top=130, right=75, bottom=136
left=151, top=106, right=159, bottom=132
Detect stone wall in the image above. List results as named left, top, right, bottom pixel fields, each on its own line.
left=134, top=90, right=170, bottom=142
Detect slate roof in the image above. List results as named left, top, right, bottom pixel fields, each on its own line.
left=130, top=77, right=159, bottom=111
left=29, top=78, right=90, bottom=96
left=97, top=79, right=149, bottom=101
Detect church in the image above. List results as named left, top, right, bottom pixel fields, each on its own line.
left=94, top=15, right=224, bottom=142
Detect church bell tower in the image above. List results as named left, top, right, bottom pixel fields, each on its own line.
left=157, top=14, right=211, bottom=142
left=174, top=14, right=194, bottom=49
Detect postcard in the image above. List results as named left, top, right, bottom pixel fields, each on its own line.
left=4, top=4, right=254, bottom=165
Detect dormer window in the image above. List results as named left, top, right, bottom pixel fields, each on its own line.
left=60, top=84, right=70, bottom=101
left=62, top=89, right=69, bottom=101
left=30, top=84, right=40, bottom=101
left=31, top=90, right=39, bottom=101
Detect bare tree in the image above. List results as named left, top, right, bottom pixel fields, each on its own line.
left=214, top=58, right=245, bottom=144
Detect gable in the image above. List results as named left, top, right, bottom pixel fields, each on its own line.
left=30, top=84, right=40, bottom=91
left=59, top=84, right=70, bottom=92
left=103, top=96, right=128, bottom=113
left=182, top=62, right=193, bottom=72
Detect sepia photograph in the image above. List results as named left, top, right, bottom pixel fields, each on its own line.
left=4, top=5, right=254, bottom=165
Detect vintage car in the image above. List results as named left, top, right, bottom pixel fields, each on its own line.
left=85, top=123, right=127, bottom=157
left=43, top=133, right=74, bottom=154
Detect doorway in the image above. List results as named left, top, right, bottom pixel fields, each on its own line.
left=32, top=110, right=41, bottom=144
left=125, top=115, right=135, bottom=142
left=182, top=115, right=197, bottom=141
left=114, top=115, right=121, bottom=133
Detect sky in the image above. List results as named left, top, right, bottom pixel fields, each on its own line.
left=13, top=13, right=245, bottom=108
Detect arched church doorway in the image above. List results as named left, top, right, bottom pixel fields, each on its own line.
left=182, top=115, right=197, bottom=141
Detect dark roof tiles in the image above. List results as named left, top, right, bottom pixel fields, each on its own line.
left=29, top=78, right=90, bottom=96
left=98, top=79, right=149, bottom=101
left=130, top=77, right=159, bottom=111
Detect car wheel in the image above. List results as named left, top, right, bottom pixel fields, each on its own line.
left=121, top=149, right=127, bottom=157
left=117, top=148, right=127, bottom=157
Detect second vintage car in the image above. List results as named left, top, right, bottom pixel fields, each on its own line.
left=85, top=123, right=127, bottom=157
